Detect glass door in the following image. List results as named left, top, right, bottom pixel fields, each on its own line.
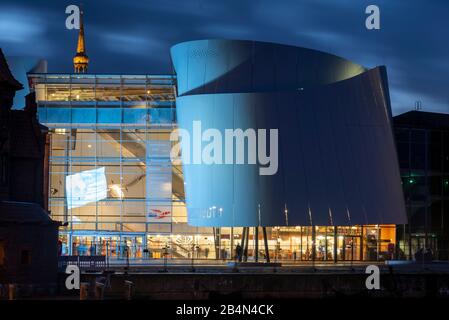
left=341, top=236, right=361, bottom=261
left=121, top=235, right=144, bottom=259
left=325, top=232, right=335, bottom=261
left=96, top=235, right=120, bottom=258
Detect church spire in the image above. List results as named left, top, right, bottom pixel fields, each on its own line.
left=73, top=7, right=89, bottom=73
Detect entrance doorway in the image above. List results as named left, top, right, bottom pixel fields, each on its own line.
left=121, top=235, right=145, bottom=259
left=339, top=236, right=362, bottom=261
left=65, top=233, right=146, bottom=259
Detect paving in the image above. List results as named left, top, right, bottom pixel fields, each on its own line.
left=83, top=259, right=449, bottom=275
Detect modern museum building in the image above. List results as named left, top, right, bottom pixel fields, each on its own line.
left=18, top=38, right=407, bottom=262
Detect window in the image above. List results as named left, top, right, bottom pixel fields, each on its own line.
left=0, top=240, right=5, bottom=266
left=55, top=128, right=68, bottom=135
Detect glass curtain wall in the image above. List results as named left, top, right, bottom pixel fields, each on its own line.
left=30, top=74, right=398, bottom=262
left=395, top=127, right=449, bottom=260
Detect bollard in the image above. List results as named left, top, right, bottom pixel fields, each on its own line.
left=124, top=280, right=134, bottom=300
left=8, top=284, right=17, bottom=300
left=80, top=282, right=90, bottom=300
left=94, top=282, right=105, bottom=300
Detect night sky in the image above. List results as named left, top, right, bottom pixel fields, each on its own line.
left=0, top=0, right=448, bottom=115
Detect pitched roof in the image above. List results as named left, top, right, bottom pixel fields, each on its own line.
left=0, top=48, right=23, bottom=90
left=0, top=201, right=58, bottom=224
left=393, top=110, right=449, bottom=130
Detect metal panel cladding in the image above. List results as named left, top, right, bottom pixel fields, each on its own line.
left=171, top=39, right=407, bottom=227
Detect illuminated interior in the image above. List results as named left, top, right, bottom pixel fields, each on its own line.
left=29, top=73, right=398, bottom=261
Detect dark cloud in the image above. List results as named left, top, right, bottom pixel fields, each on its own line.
left=0, top=0, right=448, bottom=114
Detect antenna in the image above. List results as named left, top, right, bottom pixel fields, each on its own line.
left=414, top=100, right=423, bottom=110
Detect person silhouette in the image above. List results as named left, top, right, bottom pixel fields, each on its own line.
left=235, top=243, right=242, bottom=261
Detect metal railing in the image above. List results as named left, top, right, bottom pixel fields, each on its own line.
left=58, top=255, right=107, bottom=272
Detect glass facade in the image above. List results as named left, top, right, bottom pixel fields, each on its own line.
left=395, top=126, right=449, bottom=260
left=29, top=73, right=397, bottom=262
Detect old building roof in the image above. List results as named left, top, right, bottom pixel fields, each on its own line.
left=0, top=201, right=58, bottom=224
left=9, top=110, right=43, bottom=157
left=394, top=110, right=449, bottom=130
left=0, top=48, right=23, bottom=90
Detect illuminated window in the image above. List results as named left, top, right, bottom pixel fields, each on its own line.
left=55, top=128, right=67, bottom=135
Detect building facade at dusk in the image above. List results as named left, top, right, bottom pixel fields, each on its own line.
left=28, top=72, right=400, bottom=262
left=171, top=39, right=406, bottom=228
left=17, top=36, right=409, bottom=262
left=0, top=49, right=59, bottom=285
left=394, top=111, right=449, bottom=260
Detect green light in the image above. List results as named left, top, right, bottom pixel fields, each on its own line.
left=408, top=178, right=416, bottom=184
left=444, top=179, right=449, bottom=187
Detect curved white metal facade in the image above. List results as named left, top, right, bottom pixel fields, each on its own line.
left=171, top=39, right=407, bottom=227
